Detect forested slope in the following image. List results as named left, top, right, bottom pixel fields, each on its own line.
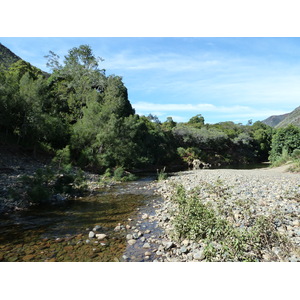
left=0, top=43, right=293, bottom=173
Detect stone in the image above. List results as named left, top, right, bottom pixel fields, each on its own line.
left=180, top=246, right=188, bottom=254
left=96, top=234, right=107, bottom=240
left=93, top=225, right=101, bottom=231
left=88, top=231, right=95, bottom=238
left=144, top=251, right=151, bottom=256
left=143, top=243, right=151, bottom=249
left=133, top=232, right=142, bottom=239
left=182, top=239, right=190, bottom=246
left=114, top=225, right=121, bottom=232
left=193, top=249, right=205, bottom=261
left=85, top=239, right=91, bottom=244
left=127, top=239, right=136, bottom=245
left=164, top=242, right=175, bottom=250
left=142, top=213, right=148, bottom=219
left=126, top=234, right=133, bottom=240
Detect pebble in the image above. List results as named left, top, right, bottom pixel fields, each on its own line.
left=152, top=167, right=300, bottom=262
left=88, top=231, right=95, bottom=238
left=93, top=225, right=101, bottom=231
left=127, top=239, right=136, bottom=245
left=95, top=234, right=107, bottom=240
left=193, top=249, right=205, bottom=260
left=143, top=243, right=151, bottom=249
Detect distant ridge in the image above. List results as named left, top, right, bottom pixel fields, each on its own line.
left=0, top=42, right=49, bottom=77
left=275, top=106, right=300, bottom=128
left=0, top=42, right=22, bottom=68
left=262, top=106, right=300, bottom=128
left=262, top=113, right=290, bottom=127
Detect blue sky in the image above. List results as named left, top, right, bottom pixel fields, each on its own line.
left=1, top=37, right=300, bottom=124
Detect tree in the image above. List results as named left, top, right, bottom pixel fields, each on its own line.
left=269, top=125, right=300, bottom=162
left=45, top=45, right=106, bottom=124
left=187, top=114, right=205, bottom=128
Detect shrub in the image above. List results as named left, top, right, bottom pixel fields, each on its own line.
left=157, top=167, right=168, bottom=181
left=170, top=184, right=292, bottom=261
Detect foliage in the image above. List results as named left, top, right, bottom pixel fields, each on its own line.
left=18, top=165, right=87, bottom=204
left=170, top=184, right=292, bottom=261
left=269, top=125, right=300, bottom=163
left=0, top=43, right=278, bottom=174
left=157, top=167, right=168, bottom=181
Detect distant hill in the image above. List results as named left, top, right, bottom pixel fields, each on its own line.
left=0, top=42, right=22, bottom=68
left=262, top=106, right=300, bottom=128
left=275, top=106, right=300, bottom=128
left=0, top=42, right=49, bottom=77
left=262, top=113, right=290, bottom=127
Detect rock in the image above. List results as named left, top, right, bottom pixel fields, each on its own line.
left=85, top=239, right=91, bottom=244
left=114, top=225, right=121, bottom=232
left=144, top=251, right=151, bottom=256
left=140, top=237, right=146, bottom=242
left=193, top=249, right=205, bottom=260
left=132, top=232, right=142, bottom=239
left=142, top=213, right=148, bottom=219
left=180, top=246, right=188, bottom=254
left=96, top=234, right=107, bottom=240
left=289, top=255, right=300, bottom=262
left=164, top=242, right=175, bottom=250
left=93, top=225, right=101, bottom=231
left=143, top=243, right=151, bottom=249
left=182, top=239, right=190, bottom=246
left=88, top=231, right=95, bottom=238
left=126, top=234, right=133, bottom=240
left=127, top=239, right=136, bottom=245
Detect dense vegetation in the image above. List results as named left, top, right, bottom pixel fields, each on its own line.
left=0, top=44, right=299, bottom=177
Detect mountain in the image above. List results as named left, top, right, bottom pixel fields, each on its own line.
left=0, top=42, right=22, bottom=68
left=262, top=113, right=290, bottom=127
left=275, top=106, right=300, bottom=128
left=262, top=106, right=300, bottom=128
left=0, top=42, right=49, bottom=77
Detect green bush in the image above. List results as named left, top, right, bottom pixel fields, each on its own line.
left=157, top=167, right=168, bottom=181
left=170, top=184, right=292, bottom=261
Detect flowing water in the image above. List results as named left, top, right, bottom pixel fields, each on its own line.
left=0, top=177, right=162, bottom=262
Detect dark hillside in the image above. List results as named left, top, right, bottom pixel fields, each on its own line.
left=0, top=42, right=22, bottom=68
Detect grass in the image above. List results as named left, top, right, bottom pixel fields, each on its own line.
left=169, top=182, right=294, bottom=262
left=157, top=167, right=168, bottom=181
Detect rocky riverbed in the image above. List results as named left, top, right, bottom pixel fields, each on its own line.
left=121, top=165, right=300, bottom=262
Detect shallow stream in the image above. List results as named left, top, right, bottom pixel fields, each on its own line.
left=0, top=177, right=162, bottom=262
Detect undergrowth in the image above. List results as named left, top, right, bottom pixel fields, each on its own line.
left=170, top=184, right=293, bottom=262
left=18, top=164, right=87, bottom=204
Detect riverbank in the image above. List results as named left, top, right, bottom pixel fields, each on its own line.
left=148, top=165, right=300, bottom=262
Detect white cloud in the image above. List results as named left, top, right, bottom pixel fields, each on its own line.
left=132, top=101, right=289, bottom=123
left=132, top=101, right=251, bottom=113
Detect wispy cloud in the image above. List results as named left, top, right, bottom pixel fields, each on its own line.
left=132, top=101, right=288, bottom=123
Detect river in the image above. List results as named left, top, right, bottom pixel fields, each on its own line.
left=0, top=176, right=162, bottom=262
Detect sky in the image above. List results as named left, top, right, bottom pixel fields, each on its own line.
left=1, top=37, right=300, bottom=124
left=1, top=1, right=299, bottom=297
